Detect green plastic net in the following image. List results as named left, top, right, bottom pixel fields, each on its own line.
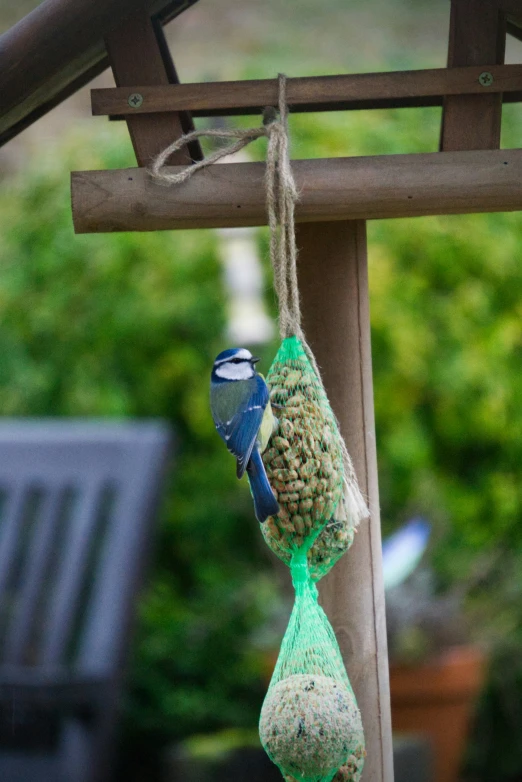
left=261, top=336, right=358, bottom=581
left=259, top=550, right=365, bottom=782
left=258, top=337, right=366, bottom=782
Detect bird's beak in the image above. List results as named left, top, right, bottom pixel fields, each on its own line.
left=251, top=356, right=260, bottom=364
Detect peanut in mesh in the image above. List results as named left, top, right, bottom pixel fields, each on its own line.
left=262, top=360, right=348, bottom=576
left=264, top=364, right=342, bottom=524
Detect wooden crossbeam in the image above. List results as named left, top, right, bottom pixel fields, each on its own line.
left=71, top=148, right=522, bottom=233
left=91, top=64, right=522, bottom=118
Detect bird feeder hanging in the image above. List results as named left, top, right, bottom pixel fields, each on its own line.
left=254, top=77, right=368, bottom=782
left=152, top=74, right=369, bottom=782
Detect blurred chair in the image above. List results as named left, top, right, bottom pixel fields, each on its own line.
left=0, top=420, right=171, bottom=782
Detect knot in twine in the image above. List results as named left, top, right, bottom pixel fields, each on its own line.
left=151, top=73, right=302, bottom=342
left=150, top=74, right=370, bottom=525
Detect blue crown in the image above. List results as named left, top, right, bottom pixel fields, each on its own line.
left=214, top=347, right=244, bottom=363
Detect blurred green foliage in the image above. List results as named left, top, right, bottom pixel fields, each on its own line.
left=0, top=125, right=280, bottom=776
left=1, top=102, right=522, bottom=780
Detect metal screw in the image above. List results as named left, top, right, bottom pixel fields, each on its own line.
left=478, top=72, right=493, bottom=87
left=128, top=93, right=144, bottom=108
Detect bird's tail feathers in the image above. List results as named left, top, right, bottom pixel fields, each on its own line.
left=246, top=448, right=280, bottom=523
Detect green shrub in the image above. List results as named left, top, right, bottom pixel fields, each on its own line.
left=0, top=125, right=280, bottom=774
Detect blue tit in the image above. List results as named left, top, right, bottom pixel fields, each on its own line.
left=210, top=347, right=280, bottom=523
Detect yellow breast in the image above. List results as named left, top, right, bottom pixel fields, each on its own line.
left=258, top=403, right=278, bottom=453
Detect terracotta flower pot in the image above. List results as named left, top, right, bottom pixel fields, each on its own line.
left=389, top=646, right=486, bottom=782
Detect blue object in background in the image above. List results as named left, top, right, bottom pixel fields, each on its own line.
left=382, top=517, right=431, bottom=591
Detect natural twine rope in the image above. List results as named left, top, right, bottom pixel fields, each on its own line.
left=151, top=74, right=301, bottom=341
left=151, top=74, right=369, bottom=524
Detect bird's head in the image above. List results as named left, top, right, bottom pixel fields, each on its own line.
left=212, top=347, right=260, bottom=381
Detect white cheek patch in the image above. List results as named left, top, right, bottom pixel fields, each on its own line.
left=216, top=362, right=253, bottom=380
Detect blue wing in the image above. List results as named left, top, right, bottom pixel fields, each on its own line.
left=212, top=375, right=269, bottom=479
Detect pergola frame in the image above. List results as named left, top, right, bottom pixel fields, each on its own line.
left=3, top=1, right=522, bottom=780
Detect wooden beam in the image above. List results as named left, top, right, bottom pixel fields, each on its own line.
left=441, top=0, right=506, bottom=151
left=104, top=10, right=193, bottom=166
left=91, top=64, right=522, bottom=118
left=501, top=0, right=522, bottom=41
left=0, top=0, right=198, bottom=148
left=71, top=148, right=522, bottom=233
left=150, top=17, right=203, bottom=162
left=297, top=221, right=393, bottom=782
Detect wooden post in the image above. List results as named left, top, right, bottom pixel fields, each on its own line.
left=296, top=221, right=394, bottom=782
left=104, top=10, right=198, bottom=166
left=441, top=0, right=506, bottom=150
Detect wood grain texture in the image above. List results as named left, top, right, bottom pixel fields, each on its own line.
left=441, top=0, right=506, bottom=151
left=104, top=11, right=191, bottom=167
left=71, top=148, right=522, bottom=233
left=91, top=64, right=522, bottom=117
left=0, top=0, right=197, bottom=147
left=296, top=221, right=393, bottom=782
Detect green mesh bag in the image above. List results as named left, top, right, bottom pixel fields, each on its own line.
left=258, top=337, right=366, bottom=782
left=207, top=84, right=368, bottom=782
left=259, top=551, right=365, bottom=782
left=261, top=336, right=357, bottom=581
